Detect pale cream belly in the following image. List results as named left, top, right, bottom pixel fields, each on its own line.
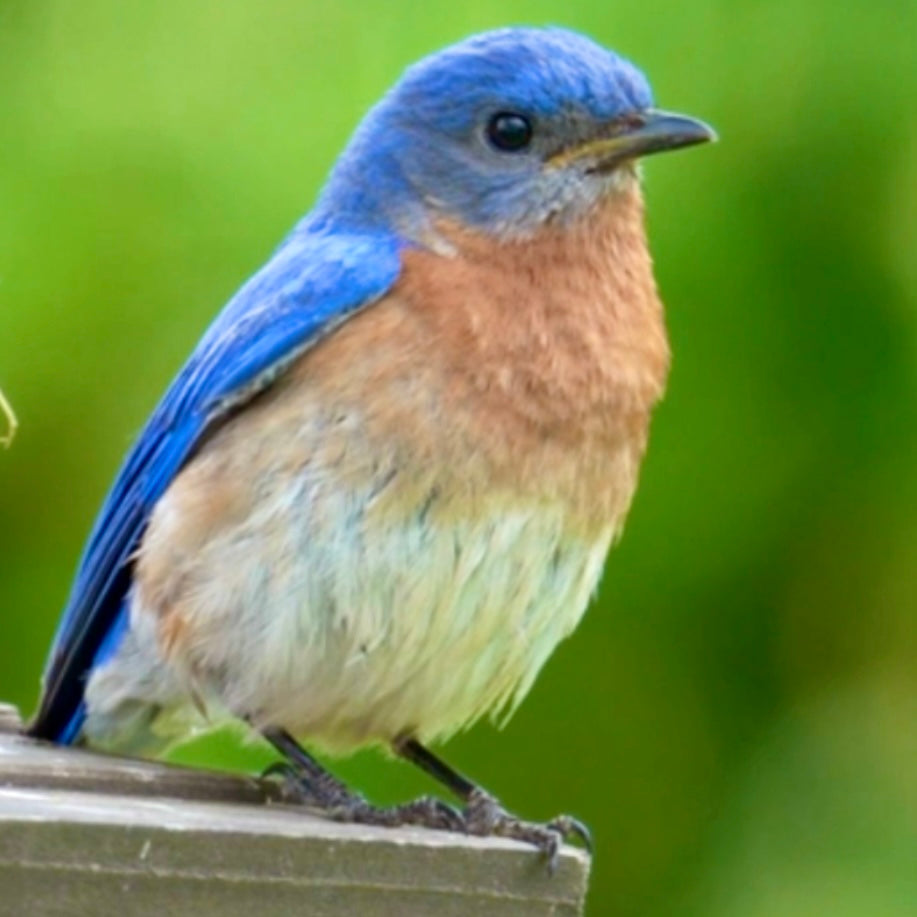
left=125, top=437, right=619, bottom=753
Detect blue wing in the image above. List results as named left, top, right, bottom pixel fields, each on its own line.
left=30, top=227, right=402, bottom=743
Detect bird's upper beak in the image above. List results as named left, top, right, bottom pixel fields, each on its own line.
left=548, top=109, right=717, bottom=172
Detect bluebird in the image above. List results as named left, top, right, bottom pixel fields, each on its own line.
left=29, top=27, right=714, bottom=860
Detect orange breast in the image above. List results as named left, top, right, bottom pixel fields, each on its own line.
left=293, top=180, right=670, bottom=533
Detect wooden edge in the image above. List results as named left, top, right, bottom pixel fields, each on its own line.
left=0, top=704, right=590, bottom=916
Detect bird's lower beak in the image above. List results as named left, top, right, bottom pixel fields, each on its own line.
left=549, top=109, right=717, bottom=172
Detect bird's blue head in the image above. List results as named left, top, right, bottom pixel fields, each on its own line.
left=311, top=28, right=714, bottom=240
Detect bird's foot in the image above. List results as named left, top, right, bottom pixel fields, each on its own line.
left=463, top=787, right=592, bottom=870
left=263, top=761, right=463, bottom=832
left=263, top=762, right=589, bottom=870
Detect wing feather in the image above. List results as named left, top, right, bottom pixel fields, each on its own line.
left=30, top=229, right=401, bottom=741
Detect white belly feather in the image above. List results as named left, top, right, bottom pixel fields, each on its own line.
left=82, top=436, right=618, bottom=755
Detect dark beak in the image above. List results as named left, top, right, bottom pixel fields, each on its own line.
left=549, top=109, right=717, bottom=171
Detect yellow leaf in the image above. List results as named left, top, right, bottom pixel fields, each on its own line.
left=0, top=387, right=17, bottom=448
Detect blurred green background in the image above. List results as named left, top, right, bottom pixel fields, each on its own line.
left=1, top=1, right=915, bottom=914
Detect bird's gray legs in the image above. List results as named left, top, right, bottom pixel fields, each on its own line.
left=394, top=735, right=591, bottom=866
left=261, top=727, right=590, bottom=868
left=261, top=727, right=462, bottom=831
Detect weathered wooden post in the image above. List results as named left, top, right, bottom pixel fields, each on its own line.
left=0, top=704, right=589, bottom=915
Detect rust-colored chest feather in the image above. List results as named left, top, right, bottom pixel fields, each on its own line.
left=282, top=183, right=669, bottom=529
left=401, top=182, right=670, bottom=440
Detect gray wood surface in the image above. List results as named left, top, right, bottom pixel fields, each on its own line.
left=0, top=704, right=589, bottom=916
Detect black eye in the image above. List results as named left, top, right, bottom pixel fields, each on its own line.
left=486, top=112, right=533, bottom=152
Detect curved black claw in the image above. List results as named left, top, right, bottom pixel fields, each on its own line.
left=464, top=788, right=590, bottom=871
left=260, top=761, right=296, bottom=782
left=546, top=813, right=593, bottom=854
